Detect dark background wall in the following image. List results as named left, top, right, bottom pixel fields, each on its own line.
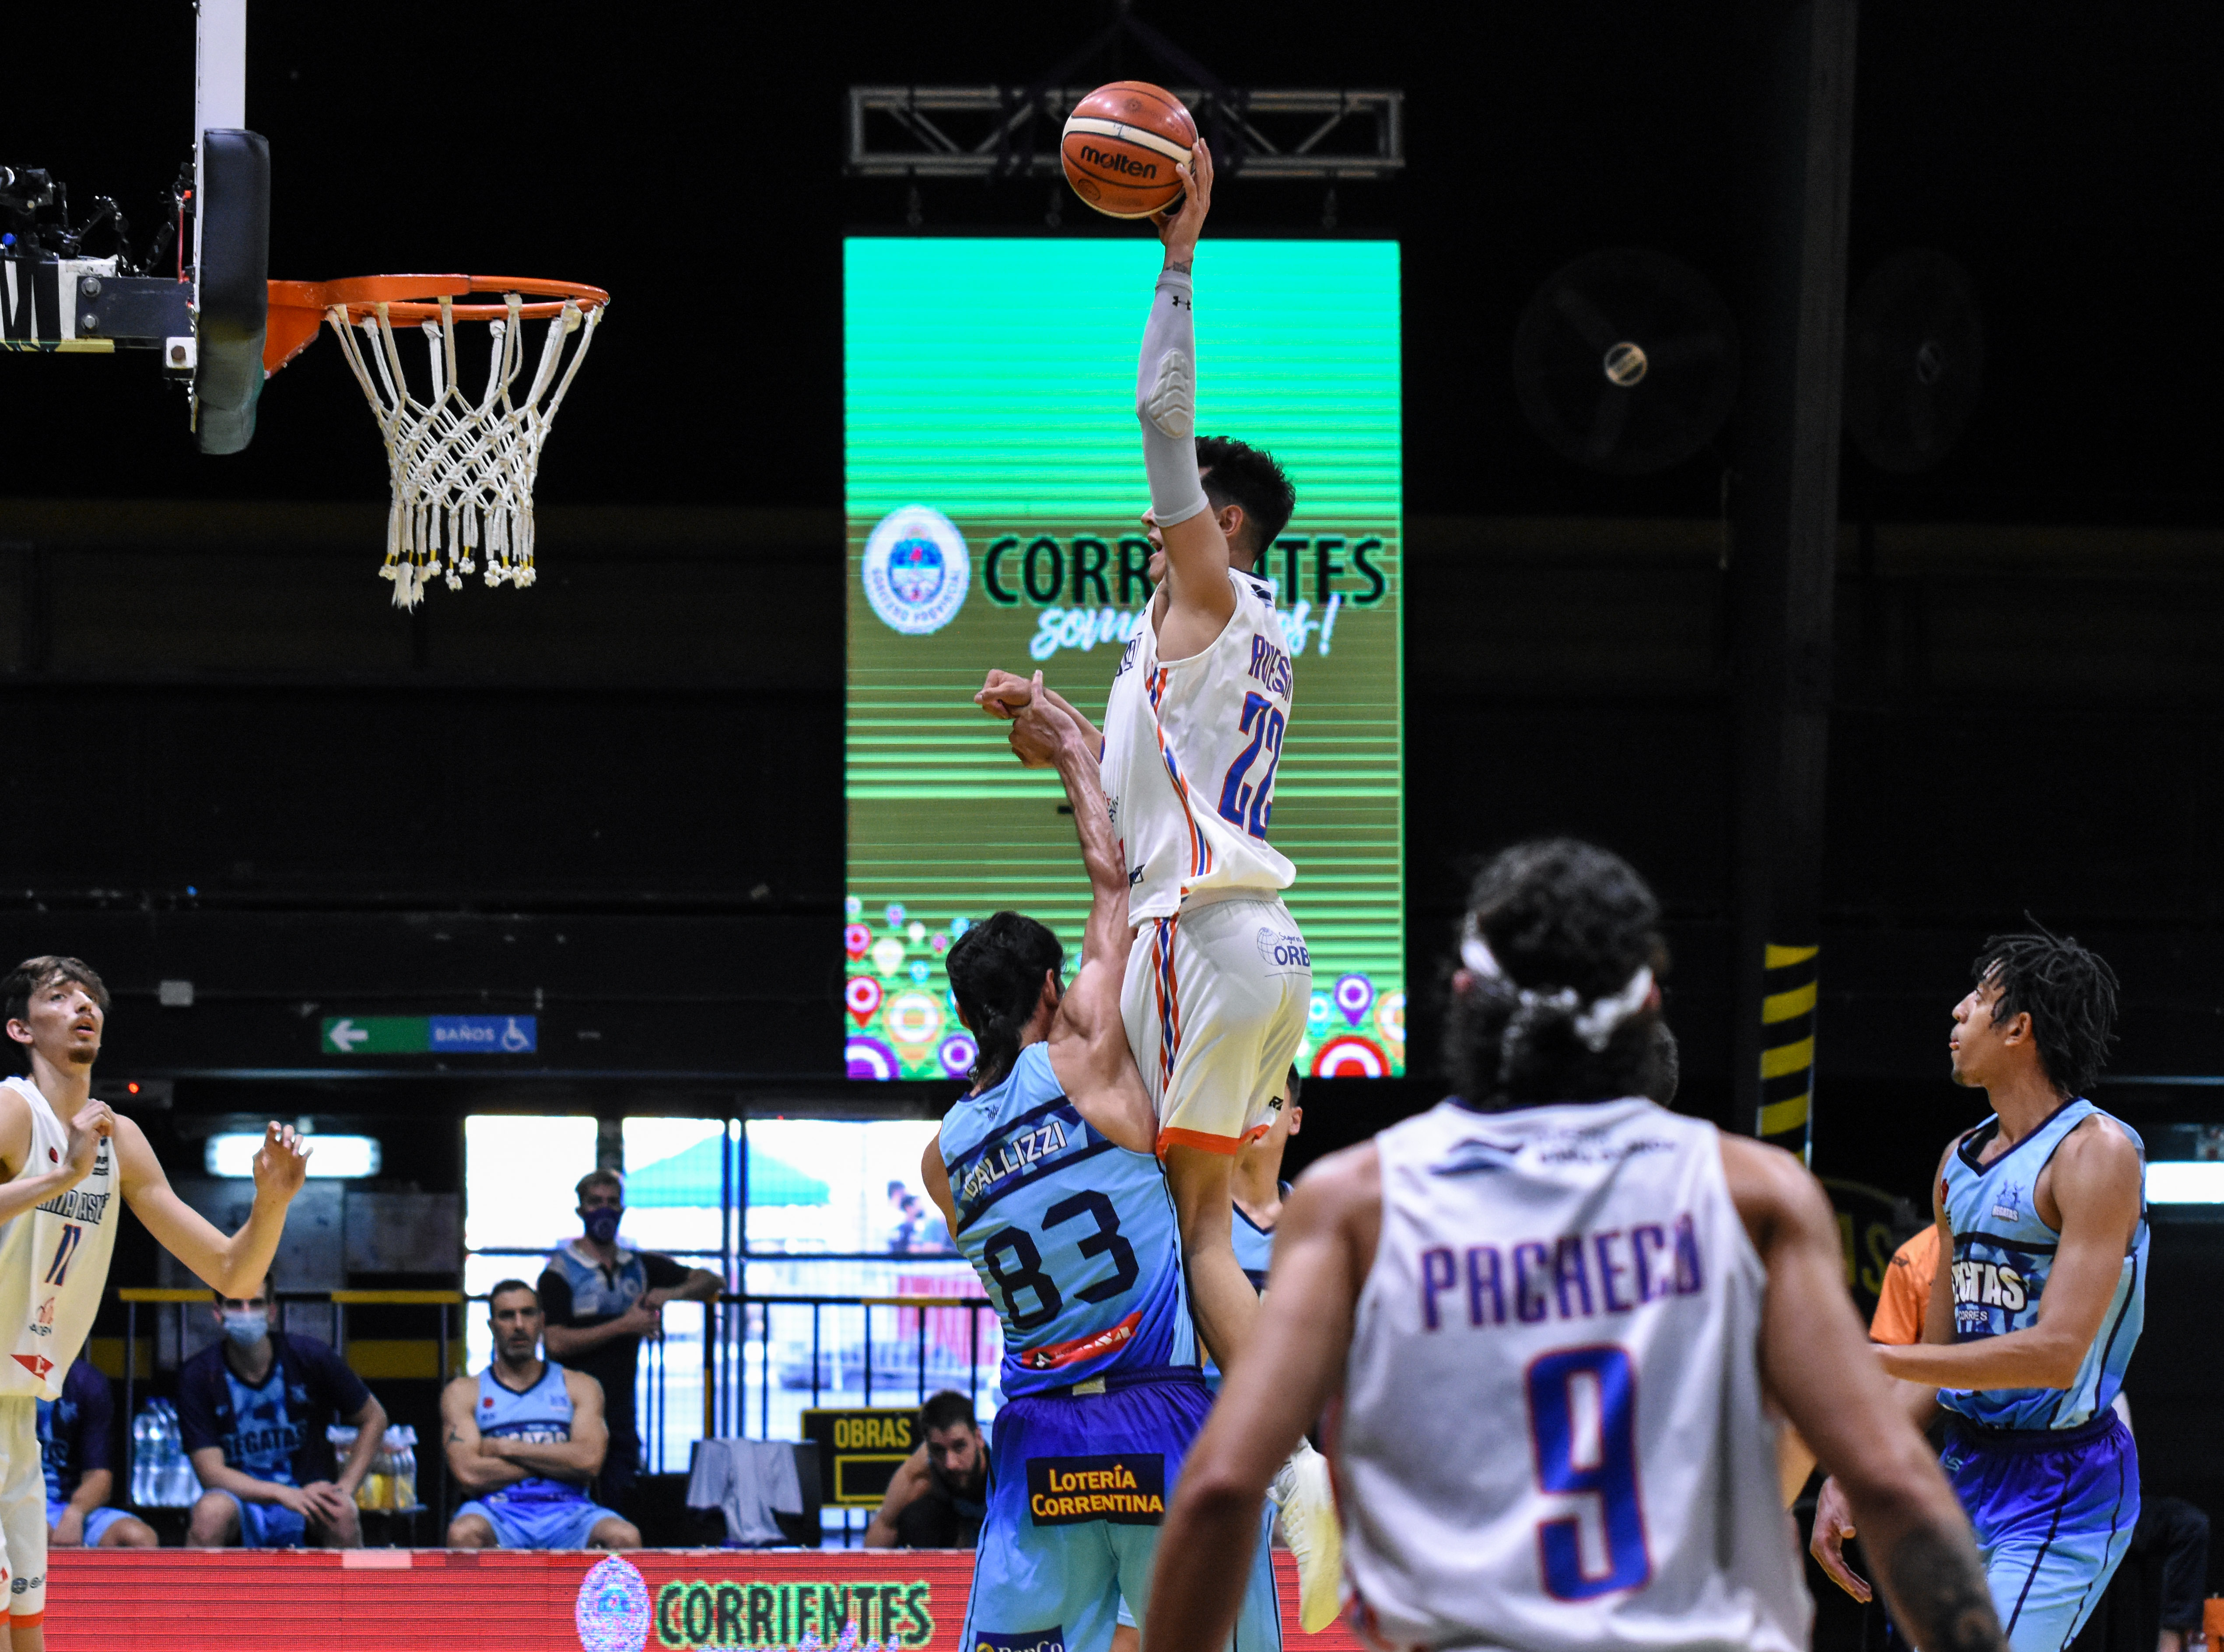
left=4, top=0, right=2219, bottom=1587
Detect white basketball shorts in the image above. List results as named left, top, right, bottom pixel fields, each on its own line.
left=0, top=1396, right=47, bottom=1627
left=1122, top=892, right=1311, bottom=1157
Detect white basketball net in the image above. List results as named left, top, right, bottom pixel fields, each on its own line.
left=325, top=292, right=603, bottom=608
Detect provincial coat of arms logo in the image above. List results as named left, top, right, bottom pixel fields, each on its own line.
left=576, top=1553, right=651, bottom=1652
left=862, top=506, right=971, bottom=636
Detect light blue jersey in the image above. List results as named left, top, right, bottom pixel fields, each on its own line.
left=454, top=1360, right=629, bottom=1547
left=941, top=1043, right=1195, bottom=1396
left=1202, top=1187, right=1287, bottom=1391
left=945, top=1041, right=1276, bottom=1652
left=473, top=1363, right=590, bottom=1505
left=1939, top=1098, right=2147, bottom=1430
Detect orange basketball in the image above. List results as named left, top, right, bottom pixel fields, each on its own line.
left=1060, top=81, right=1198, bottom=220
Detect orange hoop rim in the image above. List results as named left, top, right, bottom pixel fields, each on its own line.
left=269, top=273, right=610, bottom=325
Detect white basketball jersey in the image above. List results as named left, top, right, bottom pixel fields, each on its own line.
left=1100, top=567, right=1298, bottom=924
left=1337, top=1097, right=1810, bottom=1652
left=0, top=1078, right=120, bottom=1400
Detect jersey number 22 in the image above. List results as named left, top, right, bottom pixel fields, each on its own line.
left=1217, top=691, right=1285, bottom=839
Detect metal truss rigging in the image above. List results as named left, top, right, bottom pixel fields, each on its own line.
left=846, top=85, right=1404, bottom=182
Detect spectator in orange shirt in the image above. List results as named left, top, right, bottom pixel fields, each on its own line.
left=1869, top=1222, right=1940, bottom=1347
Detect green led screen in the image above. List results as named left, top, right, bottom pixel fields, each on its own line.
left=844, top=237, right=1404, bottom=1080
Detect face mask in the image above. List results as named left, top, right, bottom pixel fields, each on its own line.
left=582, top=1206, right=623, bottom=1244
left=222, top=1311, right=268, bottom=1348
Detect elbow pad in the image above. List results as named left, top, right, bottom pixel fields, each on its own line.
left=1137, top=268, right=1211, bottom=528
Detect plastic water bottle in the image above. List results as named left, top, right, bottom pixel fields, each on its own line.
left=157, top=1399, right=198, bottom=1507
left=391, top=1425, right=417, bottom=1510
left=131, top=1403, right=156, bottom=1505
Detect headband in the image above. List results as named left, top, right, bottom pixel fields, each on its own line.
left=1460, top=925, right=1656, bottom=1053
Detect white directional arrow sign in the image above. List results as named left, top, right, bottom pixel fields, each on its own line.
left=325, top=1018, right=368, bottom=1053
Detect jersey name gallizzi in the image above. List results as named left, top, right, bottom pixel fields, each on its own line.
left=0, top=1077, right=121, bottom=1400
left=939, top=1043, right=1194, bottom=1398
left=1337, top=1097, right=1809, bottom=1652
left=1100, top=568, right=1298, bottom=924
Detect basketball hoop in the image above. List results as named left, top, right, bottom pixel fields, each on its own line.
left=264, top=275, right=608, bottom=607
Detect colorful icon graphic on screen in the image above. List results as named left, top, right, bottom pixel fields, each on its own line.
left=884, top=903, right=907, bottom=927
left=1334, top=973, right=1375, bottom=1026
left=845, top=1036, right=900, bottom=1080
left=938, top=1034, right=978, bottom=1078
left=1375, top=990, right=1406, bottom=1050
left=1307, top=991, right=1332, bottom=1033
left=885, top=990, right=945, bottom=1058
left=870, top=936, right=906, bottom=975
left=1313, top=1035, right=1391, bottom=1079
left=844, top=976, right=884, bottom=1026
left=844, top=923, right=872, bottom=960
left=862, top=506, right=971, bottom=636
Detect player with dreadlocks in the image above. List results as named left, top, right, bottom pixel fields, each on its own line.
left=1813, top=924, right=2146, bottom=1652
left=1147, top=840, right=2008, bottom=1652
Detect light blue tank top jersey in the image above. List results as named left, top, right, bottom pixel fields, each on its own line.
left=940, top=1042, right=1195, bottom=1398
left=1202, top=1188, right=1289, bottom=1390
left=1231, top=1189, right=1286, bottom=1292
left=475, top=1363, right=588, bottom=1503
left=1939, top=1098, right=2147, bottom=1431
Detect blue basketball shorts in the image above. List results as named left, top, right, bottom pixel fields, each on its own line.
left=1940, top=1411, right=2140, bottom=1652
left=455, top=1493, right=621, bottom=1549
left=207, top=1486, right=308, bottom=1549
left=963, top=1372, right=1280, bottom=1652
left=46, top=1499, right=134, bottom=1547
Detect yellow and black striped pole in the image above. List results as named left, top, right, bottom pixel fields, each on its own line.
left=1757, top=944, right=1818, bottom=1161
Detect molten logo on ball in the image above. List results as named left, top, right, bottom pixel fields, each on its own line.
left=1079, top=145, right=1157, bottom=179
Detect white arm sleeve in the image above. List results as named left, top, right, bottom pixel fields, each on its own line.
left=1136, top=267, right=1211, bottom=528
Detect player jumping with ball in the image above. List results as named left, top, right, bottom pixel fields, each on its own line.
left=976, top=139, right=1341, bottom=1628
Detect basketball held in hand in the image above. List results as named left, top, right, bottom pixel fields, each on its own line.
left=1060, top=81, right=1198, bottom=219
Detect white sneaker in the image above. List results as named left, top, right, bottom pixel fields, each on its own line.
left=1271, top=1442, right=1344, bottom=1633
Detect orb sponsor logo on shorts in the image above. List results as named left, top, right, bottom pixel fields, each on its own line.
left=862, top=507, right=970, bottom=637
left=1025, top=1452, right=1166, bottom=1526
left=1254, top=926, right=1310, bottom=973
left=976, top=1629, right=1065, bottom=1652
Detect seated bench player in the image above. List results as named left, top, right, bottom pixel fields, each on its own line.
left=181, top=1275, right=387, bottom=1548
left=39, top=1354, right=157, bottom=1549
left=443, top=1279, right=641, bottom=1550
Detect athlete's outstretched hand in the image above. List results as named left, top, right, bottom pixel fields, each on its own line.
left=1007, top=672, right=1079, bottom=769
left=63, top=1098, right=115, bottom=1182
left=1810, top=1473, right=1874, bottom=1602
left=1152, top=139, right=1214, bottom=264
left=974, top=668, right=1034, bottom=721
left=252, top=1122, right=312, bottom=1203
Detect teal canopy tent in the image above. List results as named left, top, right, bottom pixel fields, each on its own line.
left=624, top=1136, right=830, bottom=1208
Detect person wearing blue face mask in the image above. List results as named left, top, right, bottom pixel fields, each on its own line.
left=537, top=1171, right=718, bottom=1512
left=176, top=1276, right=387, bottom=1549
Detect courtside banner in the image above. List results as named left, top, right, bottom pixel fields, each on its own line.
left=843, top=238, right=1407, bottom=1084
left=46, top=1547, right=1355, bottom=1651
